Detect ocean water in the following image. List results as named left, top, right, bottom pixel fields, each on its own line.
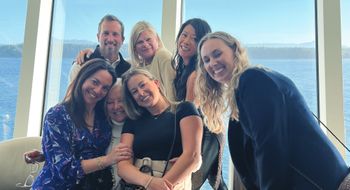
left=0, top=57, right=349, bottom=188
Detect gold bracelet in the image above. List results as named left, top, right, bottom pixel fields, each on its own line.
left=144, top=176, right=153, bottom=189
left=97, top=157, right=104, bottom=170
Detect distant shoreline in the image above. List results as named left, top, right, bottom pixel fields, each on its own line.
left=1, top=44, right=350, bottom=59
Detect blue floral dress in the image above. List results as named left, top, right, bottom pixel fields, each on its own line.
left=32, top=104, right=111, bottom=189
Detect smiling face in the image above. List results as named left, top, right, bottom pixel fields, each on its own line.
left=200, top=38, right=235, bottom=84
left=81, top=70, right=113, bottom=109
left=97, top=20, right=124, bottom=59
left=106, top=85, right=127, bottom=122
left=134, top=30, right=159, bottom=63
left=177, top=24, right=197, bottom=65
left=127, top=74, right=161, bottom=109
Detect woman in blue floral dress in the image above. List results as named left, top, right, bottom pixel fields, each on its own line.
left=32, top=58, right=120, bottom=189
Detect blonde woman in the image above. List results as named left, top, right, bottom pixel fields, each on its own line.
left=105, top=79, right=133, bottom=188
left=118, top=68, right=202, bottom=190
left=129, top=21, right=176, bottom=102
left=196, top=31, right=349, bottom=190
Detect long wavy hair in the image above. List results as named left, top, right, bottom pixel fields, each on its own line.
left=63, top=58, right=116, bottom=128
left=172, top=18, right=211, bottom=101
left=129, top=21, right=164, bottom=67
left=196, top=31, right=250, bottom=133
left=121, top=68, right=170, bottom=120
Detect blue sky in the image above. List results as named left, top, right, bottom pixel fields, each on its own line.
left=1, top=0, right=349, bottom=46
left=184, top=0, right=316, bottom=44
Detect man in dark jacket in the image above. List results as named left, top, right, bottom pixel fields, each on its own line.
left=69, top=14, right=131, bottom=82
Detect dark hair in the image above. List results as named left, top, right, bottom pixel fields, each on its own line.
left=63, top=58, right=117, bottom=128
left=98, top=14, right=125, bottom=39
left=172, top=18, right=211, bottom=101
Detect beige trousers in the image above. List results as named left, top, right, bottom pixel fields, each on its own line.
left=134, top=157, right=192, bottom=190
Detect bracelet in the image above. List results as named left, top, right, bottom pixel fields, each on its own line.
left=144, top=176, right=153, bottom=189
left=97, top=157, right=105, bottom=170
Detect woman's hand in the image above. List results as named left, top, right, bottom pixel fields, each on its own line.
left=106, top=143, right=133, bottom=165
left=148, top=177, right=172, bottom=190
left=24, top=149, right=45, bottom=164
left=75, top=48, right=94, bottom=65
left=115, top=143, right=133, bottom=162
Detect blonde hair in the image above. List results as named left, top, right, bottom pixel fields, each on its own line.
left=121, top=68, right=171, bottom=120
left=129, top=21, right=164, bottom=67
left=105, top=79, right=123, bottom=124
left=196, top=31, right=250, bottom=133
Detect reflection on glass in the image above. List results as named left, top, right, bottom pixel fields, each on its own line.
left=341, top=0, right=350, bottom=164
left=44, top=0, right=162, bottom=115
left=0, top=2, right=28, bottom=141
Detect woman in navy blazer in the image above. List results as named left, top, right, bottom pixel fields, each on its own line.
left=195, top=31, right=350, bottom=190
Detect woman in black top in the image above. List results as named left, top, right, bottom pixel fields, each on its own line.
left=118, top=68, right=203, bottom=190
left=173, top=18, right=227, bottom=190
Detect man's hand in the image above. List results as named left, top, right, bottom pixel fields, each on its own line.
left=75, top=48, right=94, bottom=65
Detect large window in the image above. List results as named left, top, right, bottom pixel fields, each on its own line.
left=44, top=0, right=163, bottom=113
left=184, top=0, right=317, bottom=188
left=0, top=2, right=28, bottom=141
left=341, top=0, right=350, bottom=163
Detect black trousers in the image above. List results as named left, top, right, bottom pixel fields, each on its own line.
left=73, top=168, right=113, bottom=190
left=192, top=127, right=228, bottom=190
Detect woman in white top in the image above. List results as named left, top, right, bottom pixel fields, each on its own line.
left=128, top=21, right=176, bottom=102
left=105, top=79, right=132, bottom=188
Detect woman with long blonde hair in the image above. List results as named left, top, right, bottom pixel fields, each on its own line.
left=196, top=31, right=349, bottom=190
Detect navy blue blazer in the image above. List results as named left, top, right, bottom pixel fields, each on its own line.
left=228, top=68, right=349, bottom=190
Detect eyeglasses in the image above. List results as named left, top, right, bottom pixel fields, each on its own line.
left=16, top=163, right=39, bottom=188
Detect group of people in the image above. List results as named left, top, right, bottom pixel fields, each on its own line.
left=24, top=13, right=350, bottom=190
left=26, top=15, right=226, bottom=190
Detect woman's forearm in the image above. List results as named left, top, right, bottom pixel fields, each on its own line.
left=117, top=160, right=151, bottom=186
left=81, top=156, right=112, bottom=174
left=163, top=150, right=202, bottom=185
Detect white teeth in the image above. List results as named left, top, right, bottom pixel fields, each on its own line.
left=141, top=95, right=150, bottom=102
left=181, top=45, right=190, bottom=51
left=88, top=90, right=96, bottom=98
left=214, top=68, right=224, bottom=74
left=112, top=111, right=124, bottom=115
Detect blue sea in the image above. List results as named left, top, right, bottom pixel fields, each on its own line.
left=0, top=57, right=349, bottom=188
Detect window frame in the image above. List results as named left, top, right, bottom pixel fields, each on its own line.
left=14, top=0, right=345, bottom=189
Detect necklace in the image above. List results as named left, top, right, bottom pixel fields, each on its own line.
left=151, top=106, right=171, bottom=120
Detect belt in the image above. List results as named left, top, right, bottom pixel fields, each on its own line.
left=134, top=157, right=173, bottom=177
left=134, top=157, right=192, bottom=190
